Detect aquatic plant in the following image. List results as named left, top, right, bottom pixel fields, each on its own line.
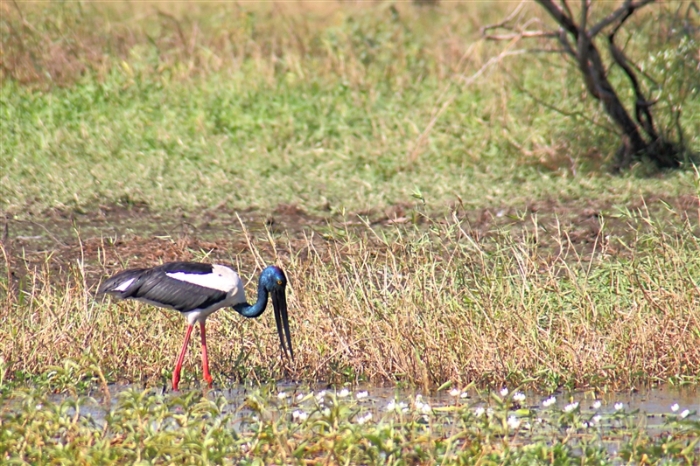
left=1, top=384, right=697, bottom=464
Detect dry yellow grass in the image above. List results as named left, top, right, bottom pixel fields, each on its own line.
left=2, top=207, right=699, bottom=391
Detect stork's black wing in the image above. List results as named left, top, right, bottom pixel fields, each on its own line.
left=98, top=263, right=228, bottom=313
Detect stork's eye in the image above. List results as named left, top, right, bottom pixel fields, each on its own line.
left=277, top=279, right=283, bottom=285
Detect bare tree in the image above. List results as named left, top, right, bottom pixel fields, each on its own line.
left=484, top=1, right=691, bottom=171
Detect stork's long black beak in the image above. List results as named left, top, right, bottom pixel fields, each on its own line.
left=271, top=288, right=294, bottom=361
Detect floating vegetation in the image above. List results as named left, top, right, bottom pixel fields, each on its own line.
left=1, top=384, right=698, bottom=464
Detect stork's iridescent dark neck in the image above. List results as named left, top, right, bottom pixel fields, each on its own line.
left=232, top=266, right=286, bottom=318
left=233, top=283, right=269, bottom=317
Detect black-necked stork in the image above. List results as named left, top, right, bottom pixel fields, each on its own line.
left=98, top=262, right=293, bottom=390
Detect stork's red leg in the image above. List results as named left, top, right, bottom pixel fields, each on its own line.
left=173, top=324, right=194, bottom=391
left=200, top=322, right=213, bottom=386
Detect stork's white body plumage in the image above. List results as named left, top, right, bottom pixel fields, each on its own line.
left=125, top=264, right=247, bottom=325
left=172, top=265, right=246, bottom=325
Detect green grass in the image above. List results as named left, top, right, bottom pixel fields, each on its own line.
left=2, top=2, right=699, bottom=217
left=1, top=383, right=698, bottom=464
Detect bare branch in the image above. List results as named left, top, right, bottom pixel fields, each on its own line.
left=535, top=0, right=579, bottom=36
left=560, top=0, right=574, bottom=20
left=481, top=1, right=527, bottom=35
left=484, top=30, right=557, bottom=41
left=557, top=28, right=577, bottom=57
left=493, top=0, right=685, bottom=169
left=607, top=10, right=659, bottom=141
left=580, top=0, right=591, bottom=34
left=589, top=0, right=655, bottom=38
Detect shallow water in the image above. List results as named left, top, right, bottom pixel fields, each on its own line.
left=47, top=382, right=699, bottom=430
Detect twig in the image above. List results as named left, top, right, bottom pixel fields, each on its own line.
left=29, top=221, right=68, bottom=247
left=407, top=47, right=529, bottom=164
left=557, top=28, right=577, bottom=58
left=589, top=0, right=655, bottom=38
left=561, top=0, right=574, bottom=21
left=506, top=67, right=619, bottom=136
left=407, top=98, right=453, bottom=165
left=535, top=0, right=579, bottom=36
left=483, top=30, right=556, bottom=41
left=481, top=1, right=527, bottom=35
left=461, top=49, right=529, bottom=86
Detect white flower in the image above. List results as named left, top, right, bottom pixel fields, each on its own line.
left=460, top=392, right=469, bottom=399
left=593, top=400, right=601, bottom=409
left=582, top=421, right=589, bottom=428
left=592, top=414, right=602, bottom=424
left=386, top=400, right=397, bottom=411
left=680, top=409, right=690, bottom=419
left=292, top=410, right=308, bottom=421
left=399, top=402, right=409, bottom=413
left=671, top=403, right=680, bottom=412
left=420, top=403, right=432, bottom=414
left=449, top=388, right=461, bottom=397
left=356, top=391, right=369, bottom=400
left=322, top=407, right=331, bottom=417
left=507, top=416, right=521, bottom=429
left=414, top=395, right=428, bottom=412
left=338, top=388, right=350, bottom=398
left=614, top=402, right=624, bottom=411
left=513, top=392, right=526, bottom=402
left=500, top=388, right=509, bottom=397
left=542, top=396, right=556, bottom=408
left=474, top=407, right=485, bottom=417
left=315, top=391, right=327, bottom=401
left=277, top=391, right=288, bottom=400
left=296, top=393, right=306, bottom=401
left=356, top=412, right=373, bottom=425
left=564, top=402, right=579, bottom=413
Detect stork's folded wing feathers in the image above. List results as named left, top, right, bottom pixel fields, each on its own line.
left=97, top=268, right=147, bottom=296
left=98, top=268, right=228, bottom=313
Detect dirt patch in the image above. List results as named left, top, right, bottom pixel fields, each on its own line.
left=2, top=194, right=698, bottom=288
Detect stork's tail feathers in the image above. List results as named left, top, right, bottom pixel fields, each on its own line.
left=97, top=268, right=145, bottom=298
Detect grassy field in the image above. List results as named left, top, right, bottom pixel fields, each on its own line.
left=2, top=1, right=699, bottom=217
left=1, top=1, right=700, bottom=463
